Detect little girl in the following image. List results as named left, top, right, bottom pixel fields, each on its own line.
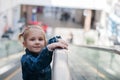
left=19, top=25, right=68, bottom=80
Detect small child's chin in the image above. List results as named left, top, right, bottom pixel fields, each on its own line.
left=32, top=50, right=41, bottom=54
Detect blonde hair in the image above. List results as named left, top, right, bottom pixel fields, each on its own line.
left=18, top=25, right=47, bottom=45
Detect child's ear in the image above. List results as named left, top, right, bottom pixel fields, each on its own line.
left=23, top=42, right=26, bottom=47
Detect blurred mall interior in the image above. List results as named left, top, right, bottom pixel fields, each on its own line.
left=0, top=0, right=120, bottom=80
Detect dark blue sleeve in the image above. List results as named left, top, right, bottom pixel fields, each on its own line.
left=48, top=36, right=61, bottom=44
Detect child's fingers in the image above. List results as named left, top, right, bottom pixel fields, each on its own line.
left=47, top=41, right=68, bottom=51
left=57, top=42, right=68, bottom=49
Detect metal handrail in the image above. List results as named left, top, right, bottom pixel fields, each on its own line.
left=52, top=49, right=72, bottom=80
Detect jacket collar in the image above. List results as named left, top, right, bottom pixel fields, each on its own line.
left=25, top=48, right=39, bottom=57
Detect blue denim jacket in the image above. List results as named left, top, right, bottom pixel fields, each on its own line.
left=21, top=36, right=61, bottom=80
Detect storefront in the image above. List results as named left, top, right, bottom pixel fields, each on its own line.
left=107, top=0, right=120, bottom=44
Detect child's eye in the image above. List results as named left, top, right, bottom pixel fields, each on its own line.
left=30, top=38, right=35, bottom=41
left=39, top=38, right=44, bottom=41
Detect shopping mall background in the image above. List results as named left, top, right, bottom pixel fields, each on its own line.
left=0, top=0, right=120, bottom=46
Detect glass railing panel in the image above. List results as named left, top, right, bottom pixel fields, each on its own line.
left=69, top=45, right=120, bottom=80
left=0, top=40, right=23, bottom=58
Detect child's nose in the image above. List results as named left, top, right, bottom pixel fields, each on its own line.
left=35, top=40, right=40, bottom=44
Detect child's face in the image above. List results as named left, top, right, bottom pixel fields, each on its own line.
left=23, top=28, right=46, bottom=54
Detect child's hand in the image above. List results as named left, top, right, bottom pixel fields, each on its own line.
left=47, top=39, right=68, bottom=51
